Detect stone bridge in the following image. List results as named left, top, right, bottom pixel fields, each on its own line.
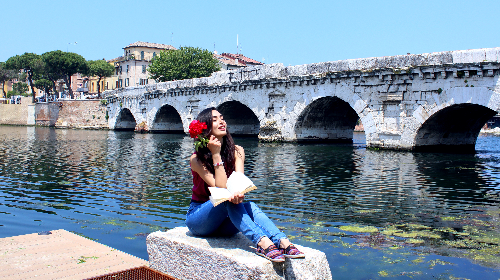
left=105, top=47, right=500, bottom=152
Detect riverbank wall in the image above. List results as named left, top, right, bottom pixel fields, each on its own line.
left=36, top=100, right=108, bottom=129
left=0, top=99, right=108, bottom=129
left=0, top=97, right=35, bottom=125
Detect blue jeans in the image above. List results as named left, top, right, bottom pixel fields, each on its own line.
left=186, top=200, right=287, bottom=247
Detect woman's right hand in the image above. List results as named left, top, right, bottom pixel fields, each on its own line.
left=229, top=191, right=245, bottom=204
left=207, top=135, right=221, bottom=155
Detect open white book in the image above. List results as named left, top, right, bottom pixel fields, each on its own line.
left=208, top=171, right=257, bottom=206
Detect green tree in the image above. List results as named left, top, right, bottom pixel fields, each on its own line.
left=12, top=82, right=29, bottom=95
left=148, top=46, right=221, bottom=82
left=34, top=79, right=53, bottom=99
left=0, top=62, right=17, bottom=98
left=37, top=56, right=62, bottom=99
left=5, top=53, right=43, bottom=103
left=41, top=50, right=88, bottom=98
left=87, top=59, right=114, bottom=97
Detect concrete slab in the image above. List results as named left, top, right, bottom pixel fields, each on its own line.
left=0, top=229, right=148, bottom=280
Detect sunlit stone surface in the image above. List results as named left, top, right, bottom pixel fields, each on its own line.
left=147, top=227, right=332, bottom=280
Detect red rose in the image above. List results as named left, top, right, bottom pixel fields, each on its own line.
left=189, top=120, right=207, bottom=138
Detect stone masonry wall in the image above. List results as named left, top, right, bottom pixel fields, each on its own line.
left=0, top=97, right=34, bottom=125
left=35, top=102, right=59, bottom=126
left=104, top=47, right=500, bottom=100
left=36, top=100, right=108, bottom=129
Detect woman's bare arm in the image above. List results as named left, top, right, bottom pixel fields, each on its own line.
left=234, top=145, right=245, bottom=173
left=190, top=154, right=219, bottom=187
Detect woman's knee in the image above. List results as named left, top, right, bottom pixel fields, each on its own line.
left=247, top=201, right=262, bottom=213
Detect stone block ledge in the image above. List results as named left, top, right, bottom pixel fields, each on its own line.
left=147, top=227, right=332, bottom=280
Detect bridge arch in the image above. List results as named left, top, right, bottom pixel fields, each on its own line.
left=294, top=96, right=360, bottom=142
left=216, top=101, right=260, bottom=136
left=411, top=87, right=500, bottom=152
left=115, top=108, right=137, bottom=131
left=150, top=104, right=184, bottom=133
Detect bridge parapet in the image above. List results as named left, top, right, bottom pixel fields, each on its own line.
left=106, top=61, right=500, bottom=106
left=105, top=47, right=500, bottom=101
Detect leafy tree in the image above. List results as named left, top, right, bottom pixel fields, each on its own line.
left=37, top=57, right=61, bottom=99
left=12, top=82, right=29, bottom=95
left=41, top=50, right=88, bottom=98
left=5, top=53, right=43, bottom=103
left=0, top=62, right=17, bottom=98
left=148, top=46, right=221, bottom=82
left=34, top=79, right=53, bottom=98
left=87, top=59, right=114, bottom=97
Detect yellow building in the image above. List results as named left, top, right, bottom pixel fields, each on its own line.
left=86, top=74, right=105, bottom=96
left=103, top=58, right=119, bottom=92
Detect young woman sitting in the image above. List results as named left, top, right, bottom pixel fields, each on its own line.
left=186, top=107, right=304, bottom=262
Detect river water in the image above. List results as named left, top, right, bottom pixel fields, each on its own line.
left=1, top=126, right=500, bottom=279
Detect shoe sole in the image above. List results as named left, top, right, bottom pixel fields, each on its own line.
left=283, top=254, right=305, bottom=259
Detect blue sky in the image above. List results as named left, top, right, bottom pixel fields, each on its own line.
left=1, top=0, right=499, bottom=66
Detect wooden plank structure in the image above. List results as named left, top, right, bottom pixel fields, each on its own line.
left=0, top=229, right=149, bottom=280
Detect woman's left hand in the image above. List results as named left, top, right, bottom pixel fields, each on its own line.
left=229, top=191, right=245, bottom=204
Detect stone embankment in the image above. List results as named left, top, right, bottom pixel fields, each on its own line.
left=0, top=99, right=108, bottom=129
left=36, top=100, right=108, bottom=129
left=0, top=97, right=35, bottom=125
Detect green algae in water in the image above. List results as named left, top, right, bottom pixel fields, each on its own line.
left=378, top=270, right=389, bottom=277
left=427, top=259, right=455, bottom=268
left=411, top=257, right=425, bottom=264
left=406, top=238, right=425, bottom=244
left=355, top=209, right=382, bottom=214
left=471, top=232, right=500, bottom=245
left=339, top=224, right=379, bottom=233
left=406, top=223, right=431, bottom=230
left=441, top=216, right=460, bottom=221
left=381, top=226, right=402, bottom=236
left=279, top=209, right=500, bottom=270
left=393, top=230, right=441, bottom=239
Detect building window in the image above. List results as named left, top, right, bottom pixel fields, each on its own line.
left=141, top=51, right=145, bottom=60
left=119, top=79, right=123, bottom=87
left=142, top=65, right=146, bottom=73
left=119, top=66, right=122, bottom=74
left=105, top=82, right=109, bottom=90
left=153, top=52, right=156, bottom=59
left=125, top=78, right=129, bottom=87
left=126, top=65, right=129, bottom=73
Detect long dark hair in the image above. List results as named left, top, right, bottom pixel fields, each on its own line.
left=194, top=107, right=236, bottom=175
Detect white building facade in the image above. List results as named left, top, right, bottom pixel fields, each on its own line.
left=115, top=42, right=176, bottom=88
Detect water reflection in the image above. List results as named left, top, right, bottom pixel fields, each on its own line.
left=0, top=126, right=499, bottom=278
